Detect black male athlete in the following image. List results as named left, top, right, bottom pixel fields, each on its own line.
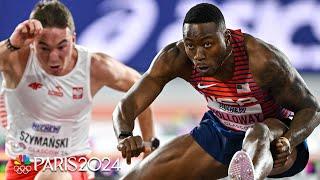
left=113, top=3, right=320, bottom=179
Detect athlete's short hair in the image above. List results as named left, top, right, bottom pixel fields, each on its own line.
left=30, top=0, right=75, bottom=32
left=183, top=3, right=226, bottom=30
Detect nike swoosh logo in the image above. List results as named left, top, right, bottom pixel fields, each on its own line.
left=197, top=83, right=216, bottom=89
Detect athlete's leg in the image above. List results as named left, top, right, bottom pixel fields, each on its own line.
left=243, top=119, right=287, bottom=178
left=122, top=134, right=228, bottom=180
left=230, top=118, right=297, bottom=179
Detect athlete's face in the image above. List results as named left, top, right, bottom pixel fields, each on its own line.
left=34, top=27, right=76, bottom=76
left=183, top=22, right=230, bottom=76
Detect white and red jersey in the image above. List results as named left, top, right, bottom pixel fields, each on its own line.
left=0, top=45, right=93, bottom=159
left=188, top=29, right=292, bottom=132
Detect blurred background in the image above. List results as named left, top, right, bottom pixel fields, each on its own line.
left=0, top=0, right=319, bottom=179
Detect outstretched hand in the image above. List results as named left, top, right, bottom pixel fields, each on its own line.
left=271, top=137, right=291, bottom=168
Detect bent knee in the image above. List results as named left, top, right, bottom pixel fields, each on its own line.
left=245, top=123, right=272, bottom=143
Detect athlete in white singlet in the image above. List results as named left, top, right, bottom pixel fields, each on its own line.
left=0, top=1, right=155, bottom=180
left=3, top=45, right=93, bottom=159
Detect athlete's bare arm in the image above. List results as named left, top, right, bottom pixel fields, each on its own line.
left=246, top=34, right=320, bottom=163
left=112, top=41, right=193, bottom=163
left=90, top=52, right=155, bottom=144
left=0, top=20, right=41, bottom=88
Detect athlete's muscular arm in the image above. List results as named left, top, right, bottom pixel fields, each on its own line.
left=112, top=42, right=189, bottom=164
left=247, top=34, right=320, bottom=147
left=90, top=53, right=155, bottom=144
left=0, top=40, right=15, bottom=72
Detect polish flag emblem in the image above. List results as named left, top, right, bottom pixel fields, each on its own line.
left=72, top=87, right=83, bottom=99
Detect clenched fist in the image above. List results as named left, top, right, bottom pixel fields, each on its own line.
left=271, top=136, right=292, bottom=168
left=9, top=19, right=43, bottom=48
left=117, top=136, right=145, bottom=165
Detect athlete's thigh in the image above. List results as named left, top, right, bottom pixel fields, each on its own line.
left=123, top=134, right=228, bottom=180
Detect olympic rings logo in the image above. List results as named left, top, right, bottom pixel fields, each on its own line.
left=14, top=165, right=32, bottom=174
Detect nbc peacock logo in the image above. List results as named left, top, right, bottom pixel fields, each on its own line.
left=13, top=155, right=32, bottom=174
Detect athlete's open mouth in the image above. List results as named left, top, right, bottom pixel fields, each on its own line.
left=49, top=65, right=62, bottom=73
left=197, top=65, right=209, bottom=73
left=50, top=65, right=60, bottom=69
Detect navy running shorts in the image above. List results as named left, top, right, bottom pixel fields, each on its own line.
left=190, top=110, right=309, bottom=178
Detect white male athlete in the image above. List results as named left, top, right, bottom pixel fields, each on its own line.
left=0, top=1, right=155, bottom=180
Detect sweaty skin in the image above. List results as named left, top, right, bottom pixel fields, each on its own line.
left=113, top=22, right=320, bottom=179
